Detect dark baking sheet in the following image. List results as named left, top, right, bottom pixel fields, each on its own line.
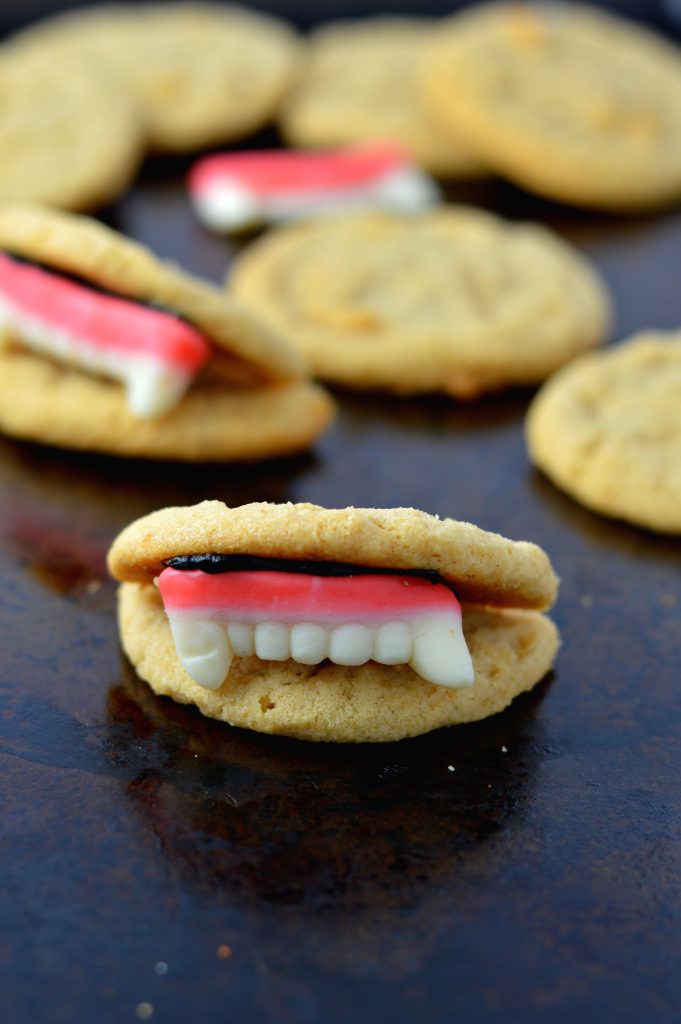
left=1, top=142, right=681, bottom=1024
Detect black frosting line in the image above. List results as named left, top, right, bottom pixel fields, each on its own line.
left=163, top=553, right=447, bottom=587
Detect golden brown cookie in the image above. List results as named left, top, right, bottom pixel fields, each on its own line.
left=13, top=3, right=300, bottom=153
left=229, top=208, right=610, bottom=397
left=280, top=18, right=484, bottom=179
left=420, top=3, right=681, bottom=210
left=0, top=204, right=334, bottom=459
left=109, top=501, right=560, bottom=743
left=0, top=49, right=143, bottom=210
left=526, top=332, right=681, bottom=533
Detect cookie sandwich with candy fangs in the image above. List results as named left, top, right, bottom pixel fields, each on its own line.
left=108, top=501, right=560, bottom=743
left=0, top=203, right=333, bottom=460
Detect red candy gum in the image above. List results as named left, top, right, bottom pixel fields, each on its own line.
left=0, top=252, right=210, bottom=372
left=189, top=145, right=408, bottom=198
left=158, top=568, right=462, bottom=622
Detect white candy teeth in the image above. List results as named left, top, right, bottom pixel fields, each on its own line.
left=226, top=622, right=255, bottom=657
left=374, top=621, right=413, bottom=665
left=329, top=623, right=373, bottom=666
left=410, top=615, right=474, bottom=689
left=290, top=623, right=329, bottom=665
left=168, top=616, right=233, bottom=690
left=166, top=613, right=474, bottom=692
left=255, top=621, right=290, bottom=661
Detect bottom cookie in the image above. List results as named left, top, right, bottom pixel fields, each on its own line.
left=118, top=582, right=559, bottom=743
left=0, top=344, right=334, bottom=461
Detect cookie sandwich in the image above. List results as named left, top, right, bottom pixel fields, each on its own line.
left=0, top=204, right=334, bottom=460
left=420, top=3, right=681, bottom=210
left=527, top=331, right=681, bottom=533
left=108, top=501, right=560, bottom=743
left=229, top=208, right=610, bottom=398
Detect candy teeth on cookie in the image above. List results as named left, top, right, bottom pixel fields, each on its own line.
left=165, top=615, right=473, bottom=689
left=157, top=566, right=474, bottom=690
left=0, top=204, right=334, bottom=458
left=0, top=252, right=209, bottom=418
left=188, top=145, right=440, bottom=232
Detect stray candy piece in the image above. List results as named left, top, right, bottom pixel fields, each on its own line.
left=188, top=145, right=440, bottom=232
left=108, top=501, right=560, bottom=743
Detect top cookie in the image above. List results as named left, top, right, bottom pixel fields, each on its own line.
left=280, top=17, right=484, bottom=179
left=13, top=3, right=300, bottom=153
left=228, top=208, right=610, bottom=397
left=0, top=49, right=143, bottom=210
left=420, top=3, right=681, bottom=210
left=108, top=499, right=559, bottom=611
left=0, top=203, right=302, bottom=385
left=526, top=331, right=681, bottom=533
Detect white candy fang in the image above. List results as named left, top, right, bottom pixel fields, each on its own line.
left=169, top=616, right=233, bottom=690
left=165, top=613, right=474, bottom=690
left=410, top=615, right=474, bottom=689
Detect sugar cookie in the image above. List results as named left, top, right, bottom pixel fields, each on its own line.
left=280, top=18, right=485, bottom=178
left=229, top=209, right=610, bottom=398
left=14, top=3, right=300, bottom=153
left=421, top=3, right=681, bottom=209
left=527, top=332, right=681, bottom=533
left=0, top=50, right=142, bottom=210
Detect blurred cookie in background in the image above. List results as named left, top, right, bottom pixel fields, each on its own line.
left=0, top=49, right=143, bottom=210
left=527, top=331, right=681, bottom=534
left=280, top=18, right=486, bottom=180
left=228, top=208, right=611, bottom=399
left=421, top=2, right=681, bottom=210
left=12, top=2, right=300, bottom=153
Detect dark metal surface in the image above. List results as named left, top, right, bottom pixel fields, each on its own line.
left=1, top=151, right=681, bottom=1024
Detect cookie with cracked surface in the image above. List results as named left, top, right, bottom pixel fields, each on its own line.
left=228, top=208, right=610, bottom=398
left=420, top=3, right=681, bottom=210
left=0, top=204, right=333, bottom=460
left=108, top=500, right=560, bottom=743
left=0, top=50, right=142, bottom=210
left=279, top=17, right=484, bottom=179
left=526, top=332, right=681, bottom=533
left=13, top=2, right=300, bottom=153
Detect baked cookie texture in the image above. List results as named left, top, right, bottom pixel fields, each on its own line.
left=0, top=204, right=334, bottom=460
left=279, top=18, right=484, bottom=179
left=420, top=3, right=681, bottom=210
left=527, top=332, right=681, bottom=534
left=229, top=208, right=610, bottom=397
left=109, top=501, right=560, bottom=743
left=0, top=50, right=143, bottom=210
left=13, top=3, right=300, bottom=153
